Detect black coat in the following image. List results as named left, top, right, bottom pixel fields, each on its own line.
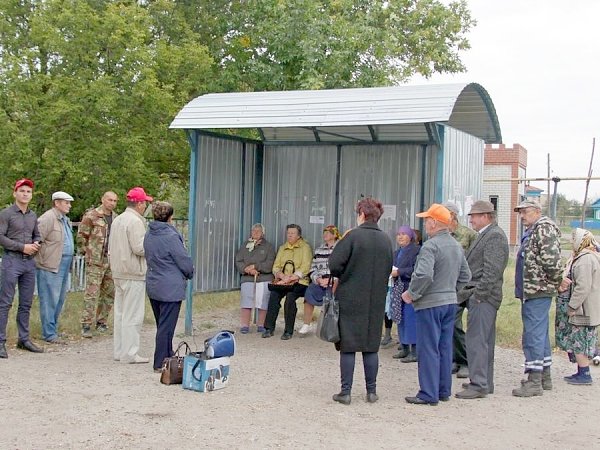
left=329, top=222, right=394, bottom=352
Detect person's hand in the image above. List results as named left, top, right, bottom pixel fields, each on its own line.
left=558, top=277, right=572, bottom=293
left=318, top=277, right=329, bottom=288
left=567, top=309, right=576, bottom=317
left=401, top=291, right=413, bottom=304
left=276, top=271, right=285, bottom=280
left=23, top=242, right=40, bottom=255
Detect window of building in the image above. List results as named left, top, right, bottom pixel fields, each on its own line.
left=489, top=196, right=499, bottom=211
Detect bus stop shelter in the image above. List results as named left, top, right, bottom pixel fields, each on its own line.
left=170, top=82, right=502, bottom=332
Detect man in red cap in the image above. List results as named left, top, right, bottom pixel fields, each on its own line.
left=0, top=179, right=44, bottom=358
left=402, top=203, right=471, bottom=405
left=108, top=187, right=153, bottom=364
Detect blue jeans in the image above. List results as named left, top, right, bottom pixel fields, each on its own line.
left=521, top=297, right=552, bottom=372
left=37, top=255, right=73, bottom=341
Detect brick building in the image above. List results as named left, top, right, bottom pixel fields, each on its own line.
left=483, top=143, right=528, bottom=246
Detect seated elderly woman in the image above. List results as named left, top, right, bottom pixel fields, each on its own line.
left=234, top=224, right=276, bottom=333
left=262, top=224, right=313, bottom=340
left=144, top=201, right=194, bottom=372
left=298, top=225, right=341, bottom=335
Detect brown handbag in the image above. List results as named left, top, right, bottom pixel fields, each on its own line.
left=160, top=341, right=191, bottom=385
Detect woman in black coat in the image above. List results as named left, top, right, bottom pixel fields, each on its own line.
left=144, top=201, right=194, bottom=372
left=328, top=198, right=394, bottom=404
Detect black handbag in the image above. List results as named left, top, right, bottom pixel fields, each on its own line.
left=316, top=279, right=340, bottom=343
left=160, top=341, right=191, bottom=385
left=268, top=260, right=297, bottom=293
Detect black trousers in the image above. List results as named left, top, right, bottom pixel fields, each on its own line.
left=453, top=303, right=468, bottom=367
left=264, top=284, right=307, bottom=335
left=340, top=351, right=379, bottom=394
left=150, top=299, right=182, bottom=370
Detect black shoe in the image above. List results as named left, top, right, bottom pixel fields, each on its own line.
left=439, top=396, right=450, bottom=402
left=366, top=393, right=379, bottom=403
left=261, top=329, right=274, bottom=338
left=17, top=340, right=44, bottom=353
left=96, top=323, right=109, bottom=333
left=0, top=343, right=7, bottom=359
left=280, top=332, right=292, bottom=340
left=452, top=363, right=459, bottom=374
left=405, top=396, right=438, bottom=406
left=332, top=393, right=351, bottom=405
left=393, top=345, right=410, bottom=359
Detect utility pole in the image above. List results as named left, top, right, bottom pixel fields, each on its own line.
left=547, top=154, right=551, bottom=216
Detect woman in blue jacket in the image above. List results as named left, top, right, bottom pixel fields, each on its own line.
left=144, top=201, right=194, bottom=372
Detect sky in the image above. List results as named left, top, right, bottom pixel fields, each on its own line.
left=410, top=0, right=600, bottom=202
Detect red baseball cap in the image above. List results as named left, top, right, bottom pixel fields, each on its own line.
left=126, top=187, right=153, bottom=202
left=14, top=178, right=34, bottom=191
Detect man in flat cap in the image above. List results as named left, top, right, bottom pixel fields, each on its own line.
left=443, top=201, right=478, bottom=379
left=0, top=179, right=43, bottom=358
left=512, top=199, right=562, bottom=397
left=402, top=203, right=471, bottom=405
left=36, top=191, right=75, bottom=343
left=455, top=200, right=509, bottom=399
left=109, top=187, right=153, bottom=364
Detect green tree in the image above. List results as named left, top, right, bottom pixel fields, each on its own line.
left=0, top=0, right=213, bottom=217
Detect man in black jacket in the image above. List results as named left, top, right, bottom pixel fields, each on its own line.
left=455, top=200, right=509, bottom=399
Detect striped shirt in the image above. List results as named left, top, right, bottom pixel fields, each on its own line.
left=309, top=242, right=336, bottom=283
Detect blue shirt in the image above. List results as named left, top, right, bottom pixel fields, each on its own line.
left=61, top=215, right=74, bottom=255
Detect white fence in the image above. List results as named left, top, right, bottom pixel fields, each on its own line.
left=0, top=255, right=87, bottom=293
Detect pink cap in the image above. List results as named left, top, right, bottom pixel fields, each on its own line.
left=126, top=187, right=153, bottom=202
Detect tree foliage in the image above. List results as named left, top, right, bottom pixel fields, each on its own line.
left=0, top=0, right=474, bottom=218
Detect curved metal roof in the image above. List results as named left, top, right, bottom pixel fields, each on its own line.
left=170, top=82, right=502, bottom=144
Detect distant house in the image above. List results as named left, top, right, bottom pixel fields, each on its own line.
left=525, top=184, right=544, bottom=200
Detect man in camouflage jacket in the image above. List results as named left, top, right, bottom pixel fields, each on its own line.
left=444, top=202, right=478, bottom=379
left=512, top=200, right=563, bottom=397
left=76, top=192, right=118, bottom=337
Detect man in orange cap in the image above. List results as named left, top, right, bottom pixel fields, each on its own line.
left=108, top=186, right=153, bottom=364
left=402, top=203, right=471, bottom=405
left=0, top=179, right=44, bottom=358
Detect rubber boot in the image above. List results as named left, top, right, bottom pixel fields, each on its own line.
left=512, top=371, right=543, bottom=397
left=542, top=366, right=552, bottom=390
left=380, top=328, right=392, bottom=347
left=393, top=344, right=410, bottom=359
left=400, top=345, right=418, bottom=363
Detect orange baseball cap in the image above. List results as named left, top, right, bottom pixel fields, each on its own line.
left=14, top=178, right=34, bottom=191
left=416, top=203, right=451, bottom=225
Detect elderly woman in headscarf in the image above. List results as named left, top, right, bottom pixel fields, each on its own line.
left=298, top=225, right=342, bottom=335
left=389, top=226, right=421, bottom=362
left=235, top=224, right=276, bottom=333
left=556, top=228, right=600, bottom=385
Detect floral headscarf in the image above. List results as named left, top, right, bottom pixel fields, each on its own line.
left=323, top=225, right=341, bottom=241
left=572, top=228, right=599, bottom=256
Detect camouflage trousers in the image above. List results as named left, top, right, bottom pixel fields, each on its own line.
left=81, top=262, right=115, bottom=327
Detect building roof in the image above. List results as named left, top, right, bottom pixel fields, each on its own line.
left=526, top=185, right=544, bottom=195
left=170, top=82, right=502, bottom=144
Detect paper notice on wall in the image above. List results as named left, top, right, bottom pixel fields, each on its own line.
left=309, top=215, right=325, bottom=224
left=381, top=205, right=397, bottom=221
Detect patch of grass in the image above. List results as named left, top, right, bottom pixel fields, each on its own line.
left=496, top=257, right=556, bottom=349
left=5, top=289, right=240, bottom=345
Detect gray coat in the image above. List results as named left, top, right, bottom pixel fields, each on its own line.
left=407, top=229, right=471, bottom=311
left=329, top=222, right=393, bottom=353
left=458, top=224, right=509, bottom=310
left=568, top=250, right=600, bottom=327
left=235, top=239, right=276, bottom=283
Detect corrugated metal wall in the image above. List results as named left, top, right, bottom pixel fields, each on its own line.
left=338, top=144, right=433, bottom=241
left=192, top=135, right=256, bottom=291
left=262, top=145, right=338, bottom=250
left=441, top=125, right=484, bottom=224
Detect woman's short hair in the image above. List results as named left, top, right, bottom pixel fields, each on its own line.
left=286, top=224, right=302, bottom=236
left=356, top=198, right=384, bottom=223
left=251, top=223, right=265, bottom=235
left=152, top=201, right=174, bottom=222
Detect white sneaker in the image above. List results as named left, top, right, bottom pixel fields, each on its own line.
left=127, top=354, right=149, bottom=364
left=298, top=323, right=311, bottom=335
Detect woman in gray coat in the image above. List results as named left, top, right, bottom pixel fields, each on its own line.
left=328, top=198, right=394, bottom=405
left=235, top=224, right=276, bottom=333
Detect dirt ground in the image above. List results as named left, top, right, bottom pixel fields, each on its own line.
left=1, top=307, right=599, bottom=450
